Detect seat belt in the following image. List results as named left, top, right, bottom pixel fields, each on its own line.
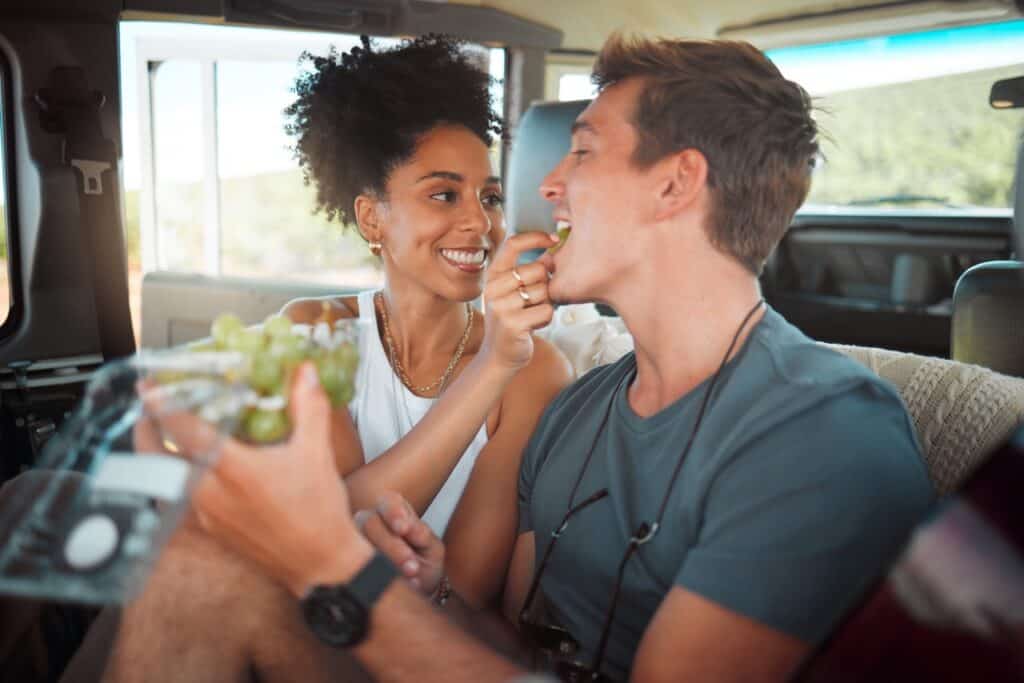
left=35, top=67, right=135, bottom=362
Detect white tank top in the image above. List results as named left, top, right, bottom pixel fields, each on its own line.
left=348, top=289, right=489, bottom=537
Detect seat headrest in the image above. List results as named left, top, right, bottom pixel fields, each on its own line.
left=951, top=260, right=1024, bottom=377
left=506, top=99, right=590, bottom=234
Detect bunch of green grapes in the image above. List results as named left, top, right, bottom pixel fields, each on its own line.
left=190, top=313, right=359, bottom=444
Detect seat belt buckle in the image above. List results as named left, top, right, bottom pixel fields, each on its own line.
left=70, top=159, right=112, bottom=195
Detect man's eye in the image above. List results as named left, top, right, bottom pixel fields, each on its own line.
left=483, top=193, right=505, bottom=207
left=571, top=150, right=589, bottom=163
left=430, top=191, right=457, bottom=202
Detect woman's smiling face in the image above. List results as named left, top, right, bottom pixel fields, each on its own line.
left=368, top=124, right=506, bottom=302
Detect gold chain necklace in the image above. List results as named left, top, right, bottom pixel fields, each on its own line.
left=375, top=292, right=474, bottom=396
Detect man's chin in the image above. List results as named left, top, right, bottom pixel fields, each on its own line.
left=548, top=274, right=592, bottom=306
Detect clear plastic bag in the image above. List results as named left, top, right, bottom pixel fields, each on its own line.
left=0, top=351, right=247, bottom=605
left=0, top=315, right=362, bottom=606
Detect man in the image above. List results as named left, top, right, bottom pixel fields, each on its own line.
left=98, top=35, right=933, bottom=682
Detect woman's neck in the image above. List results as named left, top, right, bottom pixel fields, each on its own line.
left=378, top=278, right=473, bottom=373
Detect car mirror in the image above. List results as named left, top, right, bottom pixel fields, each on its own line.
left=990, top=76, right=1024, bottom=109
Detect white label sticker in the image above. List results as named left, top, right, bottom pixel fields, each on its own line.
left=92, top=453, right=191, bottom=502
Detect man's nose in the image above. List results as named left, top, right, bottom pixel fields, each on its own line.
left=539, top=158, right=568, bottom=203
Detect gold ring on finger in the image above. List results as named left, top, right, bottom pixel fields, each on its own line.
left=511, top=267, right=524, bottom=284
left=518, top=286, right=532, bottom=303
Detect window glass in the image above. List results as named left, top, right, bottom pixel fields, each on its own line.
left=151, top=59, right=204, bottom=271
left=769, top=20, right=1024, bottom=212
left=557, top=73, right=596, bottom=101
left=215, top=56, right=381, bottom=286
left=545, top=57, right=597, bottom=102
left=122, top=22, right=506, bottom=307
left=489, top=48, right=506, bottom=173
left=0, top=72, right=10, bottom=328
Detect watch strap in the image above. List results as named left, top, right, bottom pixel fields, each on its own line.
left=347, top=551, right=399, bottom=609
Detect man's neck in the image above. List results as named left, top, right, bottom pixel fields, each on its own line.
left=610, top=253, right=765, bottom=419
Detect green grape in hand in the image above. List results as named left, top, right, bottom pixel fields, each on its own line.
left=243, top=408, right=290, bottom=444
left=231, top=328, right=266, bottom=355
left=249, top=352, right=285, bottom=393
left=263, top=314, right=294, bottom=339
left=211, top=313, right=244, bottom=349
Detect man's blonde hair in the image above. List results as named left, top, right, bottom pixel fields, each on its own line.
left=594, top=35, right=819, bottom=274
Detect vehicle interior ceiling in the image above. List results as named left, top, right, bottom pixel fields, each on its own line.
left=0, top=0, right=1022, bottom=485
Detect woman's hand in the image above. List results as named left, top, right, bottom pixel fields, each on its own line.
left=481, top=231, right=560, bottom=372
left=355, top=491, right=445, bottom=596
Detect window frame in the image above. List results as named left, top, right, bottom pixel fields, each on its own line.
left=0, top=42, right=22, bottom=339
left=135, top=33, right=351, bottom=277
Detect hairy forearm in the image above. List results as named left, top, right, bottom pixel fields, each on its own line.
left=354, top=581, right=524, bottom=683
left=436, top=588, right=530, bottom=666
left=306, top=537, right=524, bottom=683
left=344, top=353, right=516, bottom=514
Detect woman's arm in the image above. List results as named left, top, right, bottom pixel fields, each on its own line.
left=281, top=296, right=526, bottom=514
left=340, top=232, right=560, bottom=515
left=281, top=296, right=366, bottom=477
left=343, top=349, right=523, bottom=514
left=282, top=232, right=560, bottom=516
left=443, top=338, right=572, bottom=607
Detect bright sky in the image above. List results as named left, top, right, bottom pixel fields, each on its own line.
left=559, top=19, right=1024, bottom=100
left=0, top=18, right=1022, bottom=205
left=768, top=19, right=1024, bottom=94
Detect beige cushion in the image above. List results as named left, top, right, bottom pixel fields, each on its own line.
left=539, top=305, right=1024, bottom=496
left=825, top=344, right=1024, bottom=495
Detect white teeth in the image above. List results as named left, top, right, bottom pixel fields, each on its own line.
left=441, top=249, right=486, bottom=265
left=556, top=220, right=572, bottom=230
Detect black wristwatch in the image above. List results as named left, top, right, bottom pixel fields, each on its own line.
left=300, top=551, right=399, bottom=648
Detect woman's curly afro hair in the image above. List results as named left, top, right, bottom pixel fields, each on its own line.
left=285, top=34, right=504, bottom=225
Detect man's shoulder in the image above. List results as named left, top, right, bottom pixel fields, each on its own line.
left=740, top=309, right=906, bottom=422
left=716, top=309, right=929, bottom=486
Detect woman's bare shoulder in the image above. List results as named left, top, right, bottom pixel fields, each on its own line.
left=280, top=296, right=360, bottom=324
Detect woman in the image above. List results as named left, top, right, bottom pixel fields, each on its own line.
left=280, top=35, right=571, bottom=607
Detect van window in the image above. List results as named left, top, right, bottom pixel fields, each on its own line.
left=546, top=24, right=1024, bottom=215
left=546, top=54, right=597, bottom=102
left=0, top=65, right=10, bottom=329
left=769, top=19, right=1024, bottom=213
left=121, top=23, right=503, bottom=340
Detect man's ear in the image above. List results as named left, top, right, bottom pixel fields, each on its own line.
left=354, top=194, right=384, bottom=244
left=652, top=149, right=709, bottom=222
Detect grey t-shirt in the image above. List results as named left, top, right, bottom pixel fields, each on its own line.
left=518, top=307, right=934, bottom=680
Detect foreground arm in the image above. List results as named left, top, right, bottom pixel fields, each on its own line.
left=320, top=540, right=525, bottom=682
left=188, top=363, right=529, bottom=682
left=354, top=493, right=533, bottom=665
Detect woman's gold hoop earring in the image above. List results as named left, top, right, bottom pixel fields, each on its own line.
left=368, top=241, right=382, bottom=256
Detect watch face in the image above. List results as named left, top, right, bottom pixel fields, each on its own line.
left=302, top=585, right=368, bottom=648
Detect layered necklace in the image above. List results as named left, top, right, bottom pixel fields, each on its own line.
left=374, top=291, right=474, bottom=397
